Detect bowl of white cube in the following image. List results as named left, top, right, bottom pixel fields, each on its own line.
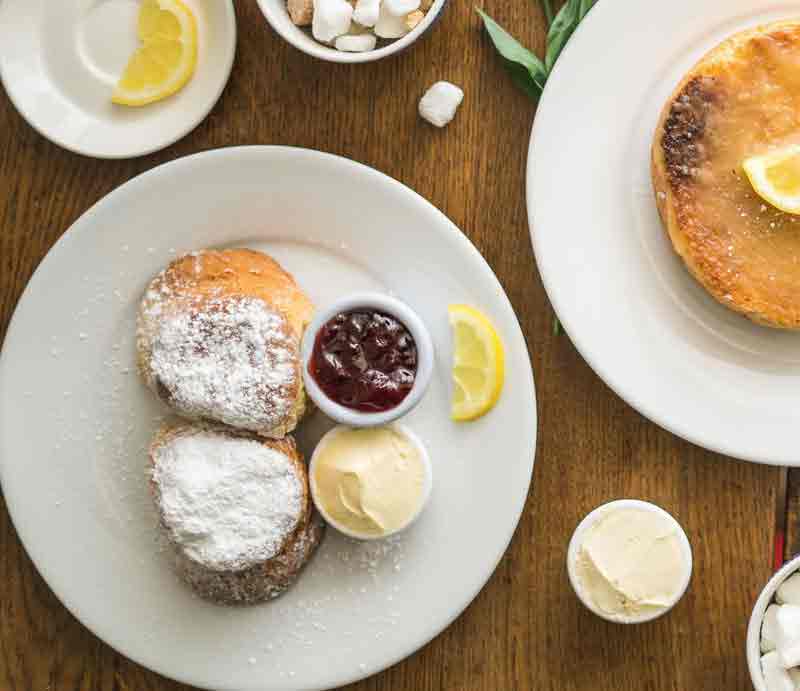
left=256, top=0, right=448, bottom=62
left=748, top=555, right=800, bottom=690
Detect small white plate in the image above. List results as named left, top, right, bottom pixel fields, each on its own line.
left=528, top=0, right=800, bottom=466
left=0, top=147, right=537, bottom=690
left=0, top=0, right=236, bottom=159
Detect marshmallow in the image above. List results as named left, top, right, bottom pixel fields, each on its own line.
left=312, top=0, right=353, bottom=42
left=352, top=0, right=380, bottom=27
left=779, top=576, right=800, bottom=606
left=383, top=0, right=420, bottom=15
left=335, top=34, right=377, bottom=51
left=765, top=604, right=782, bottom=652
left=777, top=606, right=800, bottom=668
left=418, top=81, right=464, bottom=128
left=374, top=2, right=409, bottom=38
left=763, top=652, right=796, bottom=691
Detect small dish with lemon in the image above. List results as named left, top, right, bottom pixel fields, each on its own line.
left=0, top=0, right=236, bottom=158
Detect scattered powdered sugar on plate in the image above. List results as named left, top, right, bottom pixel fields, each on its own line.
left=144, top=294, right=299, bottom=435
left=151, top=431, right=304, bottom=571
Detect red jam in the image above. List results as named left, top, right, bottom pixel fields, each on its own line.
left=309, top=309, right=417, bottom=413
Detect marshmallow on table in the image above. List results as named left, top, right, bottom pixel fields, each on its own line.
left=763, top=652, right=797, bottom=691
left=335, top=34, right=377, bottom=51
left=779, top=575, right=800, bottom=606
left=374, top=2, right=409, bottom=38
left=776, top=605, right=800, bottom=668
left=352, top=0, right=380, bottom=26
left=312, top=0, right=353, bottom=42
left=765, top=604, right=782, bottom=653
left=418, top=81, right=464, bottom=128
left=383, top=0, right=420, bottom=15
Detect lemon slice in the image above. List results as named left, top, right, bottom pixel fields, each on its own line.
left=743, top=145, right=800, bottom=215
left=448, top=304, right=505, bottom=421
left=112, top=0, right=198, bottom=107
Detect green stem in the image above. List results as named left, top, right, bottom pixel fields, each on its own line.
left=541, top=0, right=554, bottom=25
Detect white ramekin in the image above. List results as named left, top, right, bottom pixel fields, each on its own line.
left=566, top=499, right=693, bottom=624
left=301, top=292, right=434, bottom=427
left=308, top=423, right=433, bottom=540
left=255, top=0, right=449, bottom=63
left=747, top=555, right=800, bottom=690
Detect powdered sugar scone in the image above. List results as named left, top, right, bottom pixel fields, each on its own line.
left=149, top=422, right=324, bottom=605
left=138, top=249, right=314, bottom=438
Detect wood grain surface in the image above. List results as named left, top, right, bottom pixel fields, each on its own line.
left=0, top=1, right=783, bottom=689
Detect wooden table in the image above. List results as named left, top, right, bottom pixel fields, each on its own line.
left=0, top=1, right=787, bottom=689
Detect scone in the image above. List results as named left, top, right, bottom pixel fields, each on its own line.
left=149, top=421, right=324, bottom=605
left=138, top=249, right=313, bottom=438
left=652, top=20, right=800, bottom=330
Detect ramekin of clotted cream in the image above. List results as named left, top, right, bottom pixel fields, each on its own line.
left=567, top=500, right=693, bottom=624
left=309, top=424, right=432, bottom=540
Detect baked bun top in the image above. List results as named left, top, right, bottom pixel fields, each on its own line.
left=157, top=249, right=313, bottom=337
left=149, top=422, right=308, bottom=572
left=652, top=20, right=800, bottom=329
left=137, top=249, right=312, bottom=437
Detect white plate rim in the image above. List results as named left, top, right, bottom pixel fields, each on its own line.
left=0, top=145, right=538, bottom=690
left=0, top=0, right=238, bottom=159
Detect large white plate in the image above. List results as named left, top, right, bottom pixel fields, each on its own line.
left=0, top=147, right=537, bottom=690
left=528, top=0, right=800, bottom=466
left=0, top=0, right=236, bottom=159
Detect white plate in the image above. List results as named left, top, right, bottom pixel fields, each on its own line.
left=0, top=147, right=537, bottom=690
left=0, top=0, right=236, bottom=159
left=528, top=0, right=800, bottom=466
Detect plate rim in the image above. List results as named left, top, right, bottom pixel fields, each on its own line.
left=0, top=145, right=538, bottom=689
left=0, top=0, right=238, bottom=160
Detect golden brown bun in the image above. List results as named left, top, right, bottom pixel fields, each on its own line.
left=137, top=249, right=313, bottom=438
left=652, top=20, right=800, bottom=330
left=154, top=249, right=313, bottom=338
left=149, top=422, right=324, bottom=605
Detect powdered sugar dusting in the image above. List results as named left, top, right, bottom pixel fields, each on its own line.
left=145, top=295, right=299, bottom=435
left=152, top=432, right=304, bottom=571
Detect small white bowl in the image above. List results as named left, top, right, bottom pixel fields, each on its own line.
left=747, top=555, right=800, bottom=690
left=255, top=0, right=448, bottom=63
left=301, top=292, right=434, bottom=427
left=567, top=499, right=693, bottom=624
left=308, top=423, right=433, bottom=540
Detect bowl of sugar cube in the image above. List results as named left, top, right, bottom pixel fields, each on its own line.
left=749, top=555, right=800, bottom=690
left=256, top=0, right=447, bottom=62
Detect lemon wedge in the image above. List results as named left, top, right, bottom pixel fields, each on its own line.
left=112, top=0, right=198, bottom=107
left=448, top=304, right=505, bottom=422
left=743, top=145, right=800, bottom=215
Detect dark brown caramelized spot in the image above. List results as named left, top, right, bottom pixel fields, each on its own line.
left=661, top=76, right=718, bottom=185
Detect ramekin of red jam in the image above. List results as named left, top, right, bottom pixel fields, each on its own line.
left=301, top=293, right=434, bottom=427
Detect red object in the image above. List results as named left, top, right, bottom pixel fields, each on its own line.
left=309, top=309, right=417, bottom=413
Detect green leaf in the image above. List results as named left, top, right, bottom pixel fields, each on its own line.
left=477, top=9, right=548, bottom=98
left=540, top=0, right=554, bottom=26
left=507, top=62, right=544, bottom=100
left=544, top=0, right=596, bottom=73
left=578, top=0, right=595, bottom=19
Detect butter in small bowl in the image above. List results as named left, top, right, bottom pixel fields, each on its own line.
left=567, top=499, right=693, bottom=624
left=309, top=424, right=432, bottom=540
